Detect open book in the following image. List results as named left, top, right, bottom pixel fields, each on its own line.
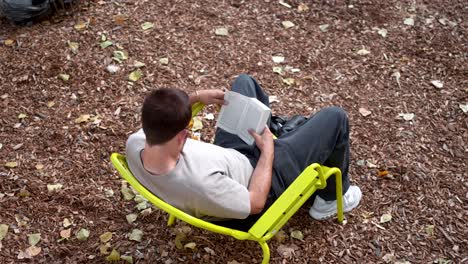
left=217, top=91, right=271, bottom=145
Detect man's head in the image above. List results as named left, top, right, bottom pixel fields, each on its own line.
left=142, top=88, right=191, bottom=146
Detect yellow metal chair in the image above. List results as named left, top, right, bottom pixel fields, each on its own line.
left=110, top=102, right=344, bottom=264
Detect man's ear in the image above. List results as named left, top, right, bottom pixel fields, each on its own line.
left=176, top=129, right=188, bottom=144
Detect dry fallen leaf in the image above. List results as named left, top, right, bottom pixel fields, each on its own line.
left=126, top=214, right=138, bottom=224
left=67, top=41, right=79, bottom=54
left=319, top=24, right=330, bottom=32
left=76, top=228, right=90, bottom=241
left=58, top=74, right=70, bottom=82
left=100, top=232, right=113, bottom=243
left=404, top=17, right=415, bottom=26
left=60, top=229, right=71, bottom=239
left=121, top=255, right=134, bottom=264
left=129, top=70, right=143, bottom=82
left=47, top=184, right=63, bottom=192
left=28, top=233, right=41, bottom=246
left=159, top=58, right=169, bottom=65
left=380, top=213, right=392, bottom=223
left=282, top=78, right=295, bottom=86
left=74, top=21, right=88, bottom=31
left=25, top=245, right=41, bottom=257
left=277, top=244, right=295, bottom=258
left=129, top=229, right=143, bottom=242
left=298, top=3, right=309, bottom=12
left=430, top=80, right=443, bottom=89
left=63, top=218, right=72, bottom=228
left=399, top=113, right=415, bottom=121
left=272, top=56, right=285, bottom=63
left=290, top=230, right=304, bottom=240
left=459, top=103, right=468, bottom=113
left=4, top=39, right=15, bottom=46
left=215, top=27, right=229, bottom=36
left=0, top=224, right=9, bottom=241
left=141, top=22, right=154, bottom=30
left=106, top=249, right=120, bottom=261
left=191, top=117, right=203, bottom=131
left=35, top=164, right=44, bottom=170
left=282, top=21, right=295, bottom=29
left=184, top=242, right=196, bottom=250
left=357, top=48, right=371, bottom=56
left=359, top=108, right=372, bottom=117
left=5, top=161, right=18, bottom=168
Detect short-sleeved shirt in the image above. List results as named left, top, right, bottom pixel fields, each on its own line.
left=126, top=129, right=254, bottom=221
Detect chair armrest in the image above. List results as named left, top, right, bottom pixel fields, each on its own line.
left=248, top=163, right=328, bottom=240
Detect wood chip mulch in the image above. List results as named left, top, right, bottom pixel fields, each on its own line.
left=0, top=0, right=466, bottom=263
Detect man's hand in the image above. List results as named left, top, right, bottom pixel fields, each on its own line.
left=193, top=89, right=226, bottom=105
left=249, top=126, right=274, bottom=155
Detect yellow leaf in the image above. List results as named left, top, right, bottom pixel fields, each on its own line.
left=99, top=232, right=113, bottom=243
left=191, top=117, right=203, bottom=131
left=5, top=162, right=18, bottom=168
left=47, top=101, right=55, bottom=108
left=0, top=224, right=9, bottom=241
left=18, top=113, right=27, bottom=119
left=128, top=70, right=143, bottom=82
left=282, top=78, right=295, bottom=86
left=274, top=230, right=287, bottom=243
left=47, top=184, right=63, bottom=192
left=380, top=213, right=392, bottom=223
left=4, top=39, right=14, bottom=46
left=290, top=230, right=304, bottom=240
left=74, top=21, right=87, bottom=31
left=63, top=218, right=72, bottom=228
left=121, top=255, right=134, bottom=264
left=159, top=58, right=169, bottom=65
left=106, top=249, right=120, bottom=261
left=100, top=242, right=111, bottom=255
left=58, top=74, right=70, bottom=82
left=184, top=242, right=196, bottom=250
left=67, top=41, right=79, bottom=54
left=74, top=114, right=90, bottom=124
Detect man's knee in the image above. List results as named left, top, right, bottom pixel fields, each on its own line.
left=233, top=73, right=254, bottom=86
left=321, top=106, right=348, bottom=123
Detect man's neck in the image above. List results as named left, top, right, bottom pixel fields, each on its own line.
left=141, top=143, right=181, bottom=175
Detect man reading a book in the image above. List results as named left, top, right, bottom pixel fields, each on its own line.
left=126, top=74, right=362, bottom=229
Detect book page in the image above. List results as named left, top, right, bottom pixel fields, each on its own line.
left=216, top=91, right=248, bottom=134
left=237, top=99, right=270, bottom=145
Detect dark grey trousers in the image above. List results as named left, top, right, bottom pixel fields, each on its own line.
left=214, top=74, right=351, bottom=229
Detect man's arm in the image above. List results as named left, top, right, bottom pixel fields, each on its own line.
left=248, top=127, right=274, bottom=214
left=189, top=89, right=225, bottom=105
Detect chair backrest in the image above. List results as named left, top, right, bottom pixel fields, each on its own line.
left=248, top=164, right=324, bottom=240
left=110, top=153, right=252, bottom=240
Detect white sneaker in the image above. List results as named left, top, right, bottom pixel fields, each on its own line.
left=309, top=185, right=362, bottom=220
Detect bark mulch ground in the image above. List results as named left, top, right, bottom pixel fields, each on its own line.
left=0, top=0, right=466, bottom=263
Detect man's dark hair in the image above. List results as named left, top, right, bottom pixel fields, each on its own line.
left=142, top=88, right=191, bottom=145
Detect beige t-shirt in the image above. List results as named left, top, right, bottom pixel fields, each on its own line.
left=126, top=129, right=254, bottom=221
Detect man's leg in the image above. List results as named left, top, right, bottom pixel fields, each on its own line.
left=274, top=106, right=351, bottom=201
left=213, top=74, right=269, bottom=157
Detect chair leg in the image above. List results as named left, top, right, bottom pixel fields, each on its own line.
left=335, top=171, right=344, bottom=223
left=167, top=214, right=176, bottom=226
left=259, top=241, right=270, bottom=264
